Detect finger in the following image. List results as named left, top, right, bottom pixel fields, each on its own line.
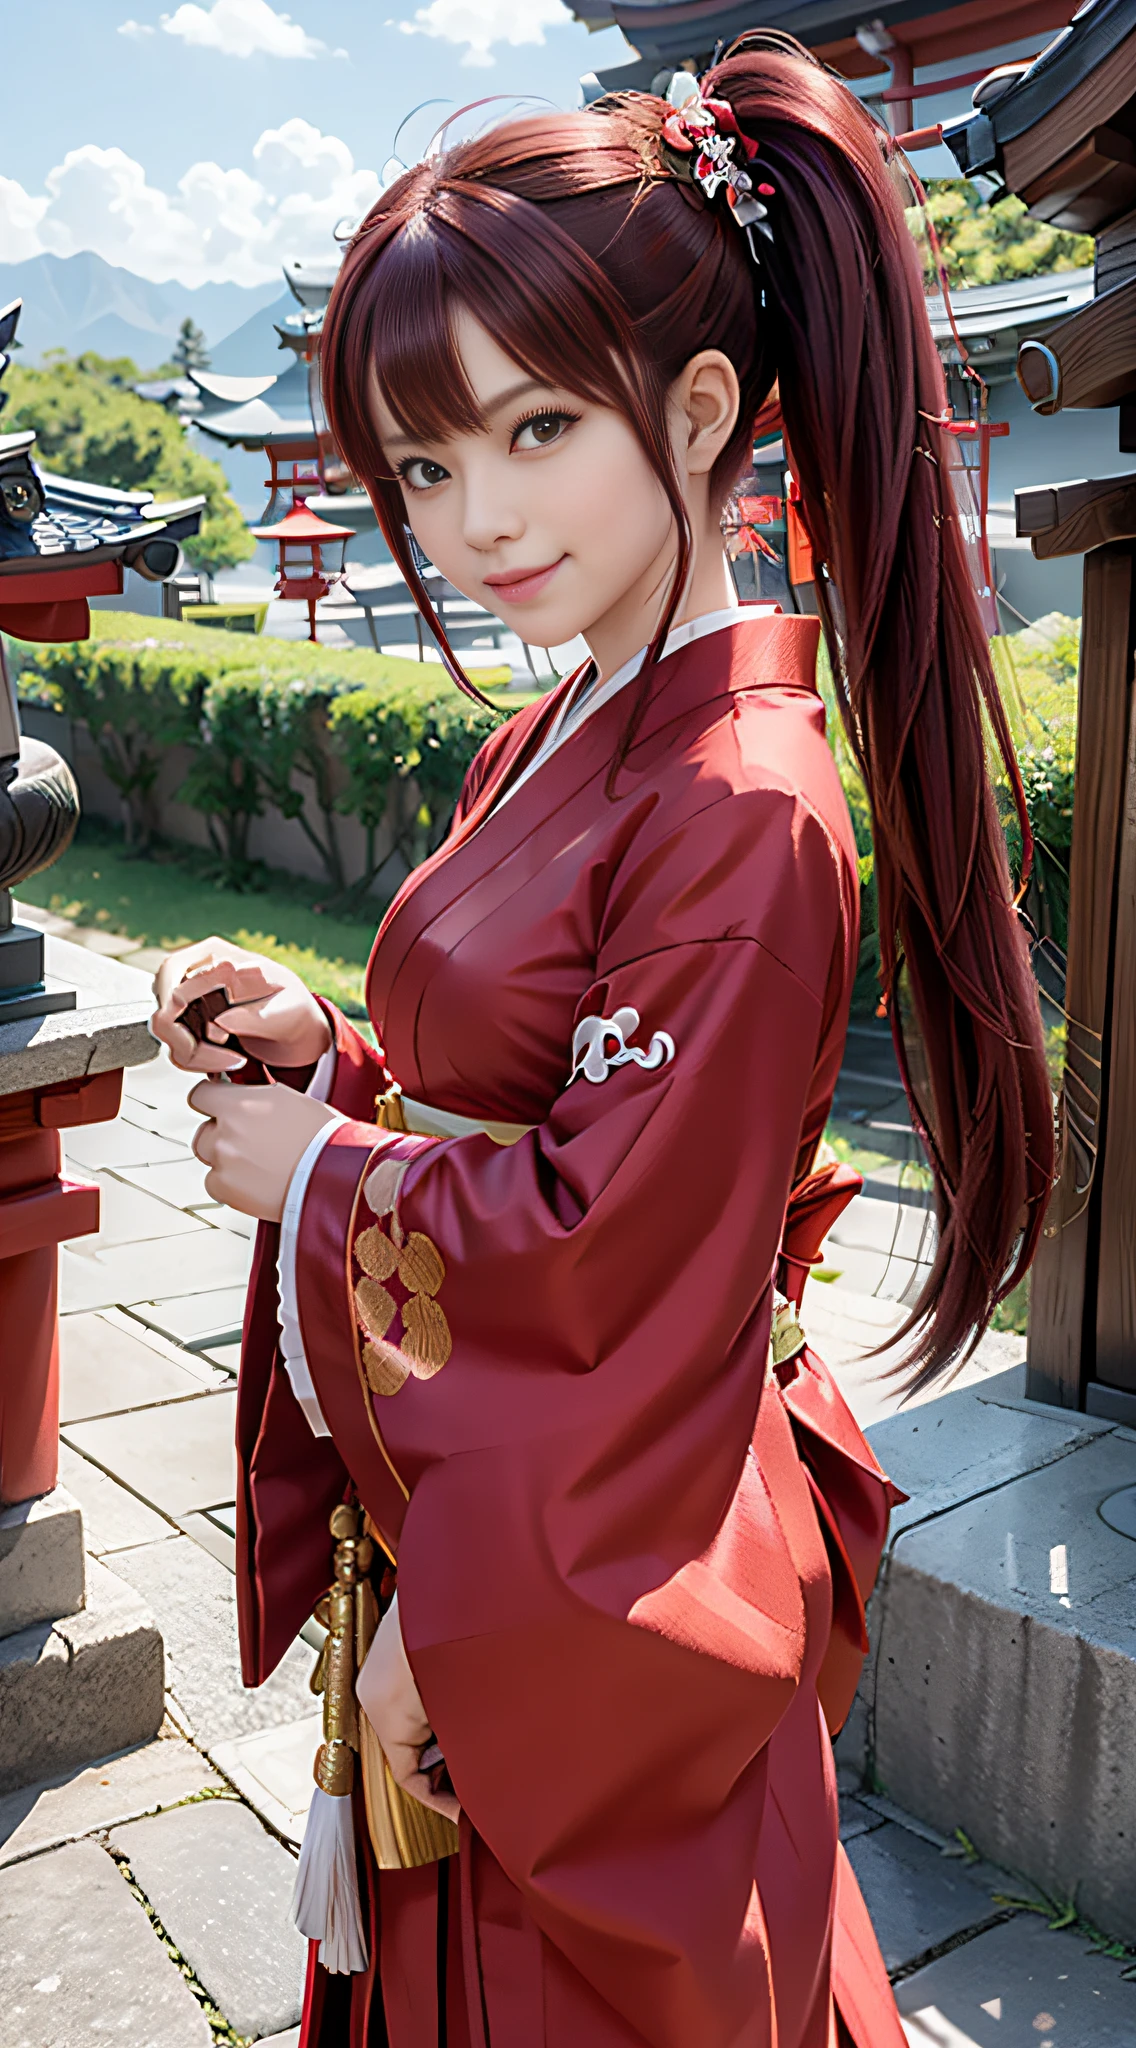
left=187, top=1078, right=231, bottom=1117
left=191, top=1119, right=216, bottom=1165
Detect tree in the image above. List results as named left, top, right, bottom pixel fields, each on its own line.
left=6, top=349, right=254, bottom=575
left=910, top=181, right=1095, bottom=290
left=172, top=317, right=210, bottom=374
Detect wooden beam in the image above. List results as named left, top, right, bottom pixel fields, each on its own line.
left=1016, top=474, right=1136, bottom=557
left=1026, top=544, right=1136, bottom=1404
left=1003, top=24, right=1136, bottom=197
left=1096, top=565, right=1136, bottom=1388
left=1018, top=275, right=1136, bottom=417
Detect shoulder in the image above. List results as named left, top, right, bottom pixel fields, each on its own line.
left=604, top=673, right=856, bottom=1004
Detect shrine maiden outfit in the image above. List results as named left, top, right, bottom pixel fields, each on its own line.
left=234, top=607, right=908, bottom=2048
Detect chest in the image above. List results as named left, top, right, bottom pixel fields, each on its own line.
left=367, top=777, right=631, bottom=1124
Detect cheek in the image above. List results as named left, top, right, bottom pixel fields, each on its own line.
left=557, top=432, right=672, bottom=579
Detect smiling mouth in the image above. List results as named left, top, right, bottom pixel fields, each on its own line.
left=482, top=557, right=565, bottom=605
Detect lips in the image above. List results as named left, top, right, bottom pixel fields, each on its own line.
left=482, top=557, right=564, bottom=606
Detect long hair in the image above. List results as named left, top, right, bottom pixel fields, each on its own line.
left=321, top=38, right=1054, bottom=1383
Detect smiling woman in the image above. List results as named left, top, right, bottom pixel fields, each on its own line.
left=149, top=35, right=1052, bottom=2048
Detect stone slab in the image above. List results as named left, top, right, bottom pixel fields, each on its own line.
left=0, top=1732, right=222, bottom=1869
left=0, top=932, right=158, bottom=1097
left=109, top=1536, right=319, bottom=1748
left=0, top=1837, right=211, bottom=2047
left=76, top=1170, right=206, bottom=1250
left=865, top=1366, right=1109, bottom=1541
left=119, top=1094, right=209, bottom=1145
left=61, top=1223, right=251, bottom=1313
left=64, top=1389, right=238, bottom=1518
left=57, top=1444, right=175, bottom=1557
left=828, top=1191, right=937, bottom=1264
left=128, top=1285, right=249, bottom=1347
left=0, top=1557, right=164, bottom=1792
left=177, top=1509, right=237, bottom=1572
left=124, top=1053, right=203, bottom=1109
left=64, top=1120, right=186, bottom=1170
left=259, top=2033, right=301, bottom=2047
left=895, top=1911, right=1136, bottom=2045
left=844, top=1822, right=1004, bottom=1975
left=114, top=1155, right=212, bottom=1209
left=70, top=926, right=142, bottom=957
left=874, top=1429, right=1136, bottom=1942
left=0, top=1488, right=84, bottom=1639
left=112, top=1798, right=306, bottom=2040
left=60, top=1309, right=221, bottom=1423
left=211, top=1712, right=323, bottom=1846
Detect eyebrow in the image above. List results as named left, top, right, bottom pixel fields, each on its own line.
left=381, top=376, right=556, bottom=451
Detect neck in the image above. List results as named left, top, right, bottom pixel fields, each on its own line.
left=582, top=521, right=738, bottom=684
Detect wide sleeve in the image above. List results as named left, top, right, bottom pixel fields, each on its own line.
left=294, top=787, right=856, bottom=2045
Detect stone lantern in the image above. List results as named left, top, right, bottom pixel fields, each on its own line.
left=0, top=298, right=204, bottom=1791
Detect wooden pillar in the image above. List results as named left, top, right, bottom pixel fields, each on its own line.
left=1017, top=478, right=1136, bottom=1407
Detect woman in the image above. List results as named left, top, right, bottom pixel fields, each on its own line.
left=152, top=36, right=1052, bottom=2048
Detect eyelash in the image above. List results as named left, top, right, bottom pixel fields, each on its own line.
left=394, top=406, right=582, bottom=491
left=509, top=406, right=582, bottom=449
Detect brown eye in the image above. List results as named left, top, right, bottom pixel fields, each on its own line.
left=513, top=410, right=578, bottom=452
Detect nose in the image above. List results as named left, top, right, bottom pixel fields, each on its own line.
left=460, top=455, right=525, bottom=554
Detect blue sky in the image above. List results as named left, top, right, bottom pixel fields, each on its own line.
left=1, top=0, right=631, bottom=284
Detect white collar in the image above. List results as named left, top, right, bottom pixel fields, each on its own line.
left=493, top=603, right=779, bottom=815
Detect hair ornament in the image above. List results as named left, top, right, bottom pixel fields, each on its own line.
left=660, top=71, right=775, bottom=253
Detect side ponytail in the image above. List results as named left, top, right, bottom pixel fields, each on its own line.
left=319, top=42, right=1053, bottom=1382
left=707, top=41, right=1053, bottom=1381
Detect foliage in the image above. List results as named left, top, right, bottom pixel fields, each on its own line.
left=24, top=639, right=207, bottom=849
left=15, top=611, right=513, bottom=899
left=909, top=180, right=1095, bottom=289
left=3, top=349, right=253, bottom=575
left=173, top=317, right=210, bottom=373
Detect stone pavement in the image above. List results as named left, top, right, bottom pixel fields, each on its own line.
left=7, top=903, right=1126, bottom=2044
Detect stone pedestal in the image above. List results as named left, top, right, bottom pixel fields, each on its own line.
left=842, top=1365, right=1136, bottom=1942
left=0, top=938, right=165, bottom=1788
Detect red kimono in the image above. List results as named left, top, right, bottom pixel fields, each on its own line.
left=235, top=610, right=907, bottom=2048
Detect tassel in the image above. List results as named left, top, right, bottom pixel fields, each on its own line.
left=292, top=1783, right=368, bottom=1974
left=291, top=1502, right=371, bottom=1973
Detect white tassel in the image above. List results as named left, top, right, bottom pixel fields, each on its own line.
left=292, top=1784, right=368, bottom=1975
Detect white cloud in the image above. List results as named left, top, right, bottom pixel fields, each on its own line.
left=0, top=176, right=48, bottom=264
left=161, top=0, right=329, bottom=59
left=1, top=125, right=379, bottom=286
left=117, top=18, right=156, bottom=36
left=397, top=0, right=564, bottom=68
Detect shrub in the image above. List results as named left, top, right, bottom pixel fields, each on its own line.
left=16, top=613, right=511, bottom=895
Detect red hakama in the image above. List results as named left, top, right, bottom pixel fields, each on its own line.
left=235, top=612, right=907, bottom=2047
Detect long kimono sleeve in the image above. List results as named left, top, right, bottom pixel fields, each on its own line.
left=294, top=785, right=857, bottom=2045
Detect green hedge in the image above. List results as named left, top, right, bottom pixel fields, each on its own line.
left=14, top=613, right=502, bottom=899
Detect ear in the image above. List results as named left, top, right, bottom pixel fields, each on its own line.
left=668, top=350, right=741, bottom=477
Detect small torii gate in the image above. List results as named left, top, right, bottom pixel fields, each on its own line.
left=947, top=2, right=1136, bottom=1417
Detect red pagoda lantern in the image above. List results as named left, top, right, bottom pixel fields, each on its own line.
left=250, top=499, right=353, bottom=642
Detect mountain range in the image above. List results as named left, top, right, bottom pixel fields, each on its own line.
left=0, top=250, right=290, bottom=371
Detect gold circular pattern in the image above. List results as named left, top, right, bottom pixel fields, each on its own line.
left=398, top=1231, right=445, bottom=1298
left=355, top=1224, right=399, bottom=1282
left=355, top=1277, right=396, bottom=1343
left=363, top=1339, right=410, bottom=1397
left=402, top=1292, right=452, bottom=1375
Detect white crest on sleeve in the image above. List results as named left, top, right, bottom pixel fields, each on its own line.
left=568, top=1007, right=676, bottom=1087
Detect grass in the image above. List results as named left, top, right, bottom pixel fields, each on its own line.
left=17, top=819, right=376, bottom=1016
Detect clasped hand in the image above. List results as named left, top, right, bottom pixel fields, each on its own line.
left=150, top=937, right=339, bottom=1222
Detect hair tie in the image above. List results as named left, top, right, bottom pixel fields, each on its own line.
left=659, top=72, right=776, bottom=258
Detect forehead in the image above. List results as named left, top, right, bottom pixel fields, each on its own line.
left=372, top=308, right=568, bottom=448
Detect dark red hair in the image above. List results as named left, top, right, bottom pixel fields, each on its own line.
left=321, top=35, right=1054, bottom=1383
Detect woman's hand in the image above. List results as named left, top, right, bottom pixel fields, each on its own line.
left=188, top=1078, right=338, bottom=1221
left=356, top=1595, right=460, bottom=1824
left=151, top=938, right=333, bottom=1074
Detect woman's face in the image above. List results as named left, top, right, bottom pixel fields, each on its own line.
left=372, top=311, right=678, bottom=657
